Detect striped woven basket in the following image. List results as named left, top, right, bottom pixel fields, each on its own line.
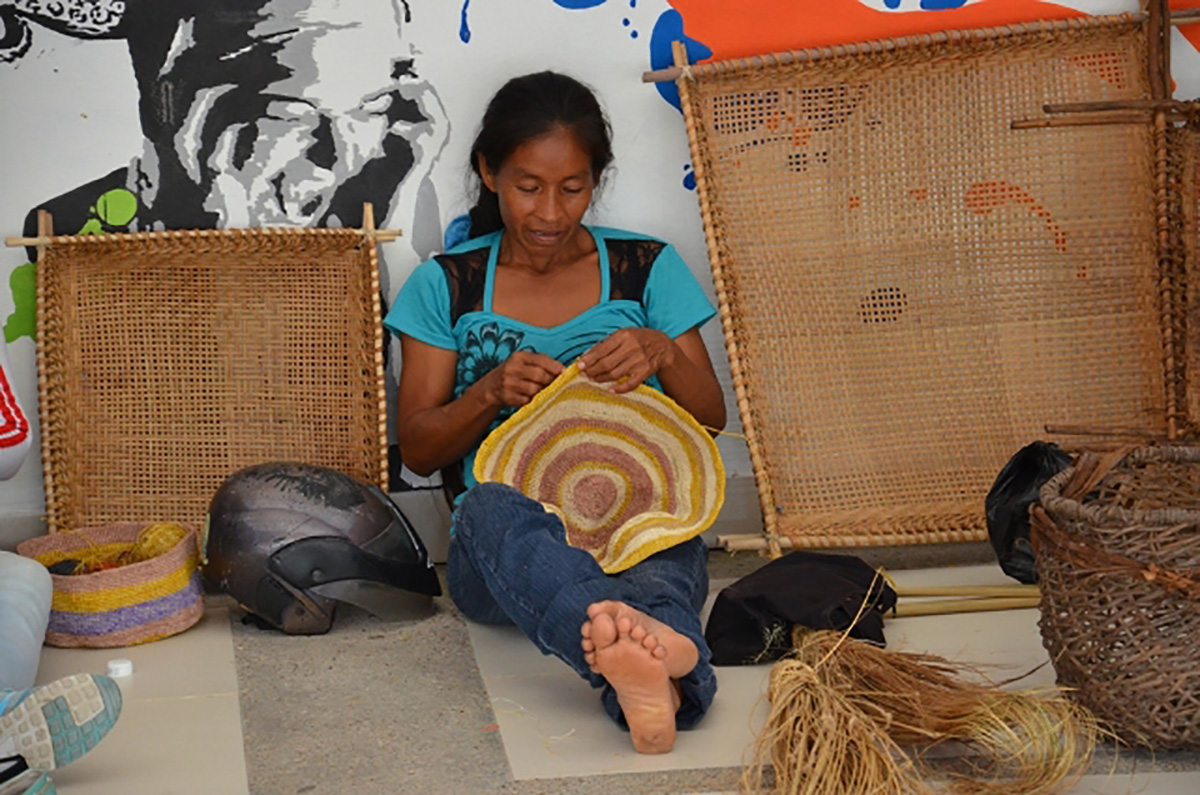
left=474, top=363, right=725, bottom=574
left=17, top=523, right=204, bottom=648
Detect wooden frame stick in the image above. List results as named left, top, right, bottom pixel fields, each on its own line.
left=6, top=217, right=404, bottom=249
left=1043, top=99, right=1189, bottom=113
left=1044, top=423, right=1166, bottom=438
left=5, top=236, right=52, bottom=248
left=1012, top=112, right=1152, bottom=129
left=1172, top=8, right=1200, bottom=25
left=895, top=584, right=1039, bottom=599
left=892, top=596, right=1041, bottom=617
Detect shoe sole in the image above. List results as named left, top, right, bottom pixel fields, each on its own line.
left=0, top=768, right=57, bottom=795
left=0, top=674, right=122, bottom=771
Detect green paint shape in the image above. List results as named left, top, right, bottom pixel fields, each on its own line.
left=4, top=262, right=36, bottom=343
left=95, top=188, right=137, bottom=226
left=78, top=218, right=104, bottom=236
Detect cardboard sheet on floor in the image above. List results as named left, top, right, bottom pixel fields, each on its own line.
left=32, top=605, right=249, bottom=795
left=469, top=564, right=1047, bottom=780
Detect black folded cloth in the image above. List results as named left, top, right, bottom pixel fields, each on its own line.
left=704, top=550, right=898, bottom=666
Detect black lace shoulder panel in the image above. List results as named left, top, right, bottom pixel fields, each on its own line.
left=605, top=238, right=666, bottom=304
left=435, top=248, right=489, bottom=326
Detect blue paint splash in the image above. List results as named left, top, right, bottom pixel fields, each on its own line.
left=683, top=165, right=696, bottom=191
left=554, top=0, right=607, bottom=7
left=460, top=0, right=471, bottom=42
left=648, top=10, right=712, bottom=111
left=886, top=0, right=968, bottom=8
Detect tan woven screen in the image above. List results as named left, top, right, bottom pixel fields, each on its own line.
left=1187, top=126, right=1200, bottom=430
left=678, top=17, right=1167, bottom=547
left=37, top=228, right=386, bottom=533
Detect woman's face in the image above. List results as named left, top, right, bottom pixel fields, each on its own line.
left=481, top=126, right=596, bottom=257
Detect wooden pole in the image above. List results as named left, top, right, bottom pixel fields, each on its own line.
left=1159, top=0, right=1173, bottom=99
left=1043, top=99, right=1186, bottom=114
left=894, top=584, right=1039, bottom=599
left=7, top=226, right=404, bottom=248
left=1011, top=113, right=1152, bottom=130
left=35, top=211, right=51, bottom=264
left=1147, top=0, right=1171, bottom=100
left=892, top=596, right=1041, bottom=618
left=1043, top=423, right=1166, bottom=438
left=718, top=534, right=791, bottom=552
left=359, top=201, right=400, bottom=243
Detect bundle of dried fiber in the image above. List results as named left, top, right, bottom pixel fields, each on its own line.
left=742, top=629, right=1103, bottom=794
left=741, top=655, right=927, bottom=794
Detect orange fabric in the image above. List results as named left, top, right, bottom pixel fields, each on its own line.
left=670, top=1, right=1200, bottom=63
left=669, top=0, right=1087, bottom=62
left=1172, top=0, right=1200, bottom=54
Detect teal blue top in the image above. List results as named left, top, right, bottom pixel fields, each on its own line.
left=384, top=225, right=717, bottom=495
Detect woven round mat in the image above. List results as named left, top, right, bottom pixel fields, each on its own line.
left=474, top=363, right=725, bottom=573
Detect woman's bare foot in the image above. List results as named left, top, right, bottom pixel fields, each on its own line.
left=592, top=620, right=681, bottom=754
left=582, top=612, right=667, bottom=671
left=582, top=601, right=698, bottom=679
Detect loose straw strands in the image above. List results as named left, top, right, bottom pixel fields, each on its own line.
left=743, top=655, right=925, bottom=795
left=742, top=630, right=1105, bottom=795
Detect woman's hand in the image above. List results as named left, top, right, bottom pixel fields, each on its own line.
left=578, top=328, right=675, bottom=393
left=482, top=351, right=564, bottom=407
left=397, top=337, right=561, bottom=477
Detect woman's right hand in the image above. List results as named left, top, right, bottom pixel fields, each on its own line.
left=482, top=351, right=564, bottom=407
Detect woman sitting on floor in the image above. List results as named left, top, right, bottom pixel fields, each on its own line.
left=386, top=70, right=726, bottom=754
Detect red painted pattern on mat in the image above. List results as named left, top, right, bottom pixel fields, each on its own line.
left=0, top=366, right=29, bottom=448
left=964, top=180, right=1067, bottom=254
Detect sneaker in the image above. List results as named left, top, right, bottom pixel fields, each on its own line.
left=0, top=756, right=56, bottom=795
left=0, top=674, right=121, bottom=772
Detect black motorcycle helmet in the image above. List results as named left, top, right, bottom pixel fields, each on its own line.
left=204, top=463, right=442, bottom=634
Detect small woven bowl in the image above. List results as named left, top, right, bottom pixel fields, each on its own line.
left=17, top=523, right=204, bottom=648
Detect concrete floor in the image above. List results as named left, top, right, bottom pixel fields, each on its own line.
left=25, top=538, right=1200, bottom=793
left=230, top=541, right=1200, bottom=793
left=232, top=539, right=1200, bottom=795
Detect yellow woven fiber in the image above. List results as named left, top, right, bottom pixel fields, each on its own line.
left=126, top=523, right=191, bottom=563
left=475, top=363, right=725, bottom=573
left=34, top=522, right=191, bottom=574
left=33, top=542, right=128, bottom=570
left=47, top=562, right=196, bottom=614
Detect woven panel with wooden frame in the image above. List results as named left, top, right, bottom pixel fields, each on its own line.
left=676, top=16, right=1165, bottom=548
left=1187, top=124, right=1200, bottom=429
left=36, top=227, right=387, bottom=533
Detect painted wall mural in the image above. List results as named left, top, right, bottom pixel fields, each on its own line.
left=5, top=0, right=448, bottom=345
left=0, top=0, right=1196, bottom=514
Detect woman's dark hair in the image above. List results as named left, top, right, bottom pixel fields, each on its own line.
left=468, top=71, right=613, bottom=239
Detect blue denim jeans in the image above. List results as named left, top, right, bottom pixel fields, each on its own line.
left=447, top=482, right=717, bottom=730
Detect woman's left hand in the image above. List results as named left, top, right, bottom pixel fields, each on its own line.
left=578, top=328, right=676, bottom=393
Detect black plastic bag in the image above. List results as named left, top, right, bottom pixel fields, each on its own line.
left=985, top=441, right=1072, bottom=584
left=704, top=550, right=897, bottom=666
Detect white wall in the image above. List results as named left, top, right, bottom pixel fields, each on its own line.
left=1, top=0, right=1191, bottom=536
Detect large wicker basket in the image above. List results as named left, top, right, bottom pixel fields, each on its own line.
left=1032, top=446, right=1200, bottom=749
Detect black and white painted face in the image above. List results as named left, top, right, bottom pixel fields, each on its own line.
left=136, top=0, right=447, bottom=228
